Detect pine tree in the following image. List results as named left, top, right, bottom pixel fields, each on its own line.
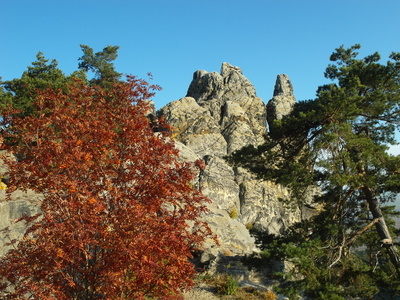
left=78, top=44, right=122, bottom=88
left=230, top=45, right=400, bottom=298
left=0, top=52, right=73, bottom=116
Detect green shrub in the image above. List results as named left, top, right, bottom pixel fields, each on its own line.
left=217, top=275, right=239, bottom=295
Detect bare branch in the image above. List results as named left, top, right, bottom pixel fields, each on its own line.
left=328, top=218, right=380, bottom=269
left=343, top=217, right=380, bottom=248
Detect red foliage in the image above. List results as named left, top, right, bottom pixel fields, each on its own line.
left=0, top=77, right=213, bottom=299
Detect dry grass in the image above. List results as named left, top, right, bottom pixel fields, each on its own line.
left=185, top=273, right=278, bottom=300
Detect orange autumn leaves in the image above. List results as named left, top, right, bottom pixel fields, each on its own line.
left=0, top=77, right=214, bottom=299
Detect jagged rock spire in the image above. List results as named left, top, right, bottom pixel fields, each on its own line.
left=164, top=62, right=266, bottom=154
left=266, top=74, right=296, bottom=131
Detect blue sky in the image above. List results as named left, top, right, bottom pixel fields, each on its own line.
left=1, top=0, right=400, bottom=152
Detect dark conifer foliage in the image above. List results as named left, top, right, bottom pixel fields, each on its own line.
left=230, top=45, right=400, bottom=298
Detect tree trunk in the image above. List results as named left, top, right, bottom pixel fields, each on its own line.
left=362, top=187, right=400, bottom=277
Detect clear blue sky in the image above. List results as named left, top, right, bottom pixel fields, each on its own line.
left=1, top=0, right=400, bottom=151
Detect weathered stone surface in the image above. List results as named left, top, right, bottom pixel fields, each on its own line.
left=203, top=209, right=257, bottom=256
left=0, top=152, right=41, bottom=256
left=200, top=156, right=239, bottom=210
left=176, top=142, right=255, bottom=256
left=183, top=134, right=227, bottom=157
left=235, top=167, right=300, bottom=235
left=220, top=100, right=265, bottom=154
left=159, top=96, right=220, bottom=140
left=0, top=190, right=42, bottom=256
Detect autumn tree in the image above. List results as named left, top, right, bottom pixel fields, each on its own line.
left=230, top=45, right=400, bottom=298
left=0, top=76, right=212, bottom=299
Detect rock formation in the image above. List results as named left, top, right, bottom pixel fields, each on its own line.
left=159, top=63, right=302, bottom=257
left=0, top=63, right=302, bottom=261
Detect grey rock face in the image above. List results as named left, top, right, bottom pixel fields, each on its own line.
left=0, top=190, right=42, bottom=256
left=175, top=142, right=257, bottom=256
left=160, top=64, right=301, bottom=256
left=159, top=97, right=220, bottom=141
left=0, top=152, right=42, bottom=257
